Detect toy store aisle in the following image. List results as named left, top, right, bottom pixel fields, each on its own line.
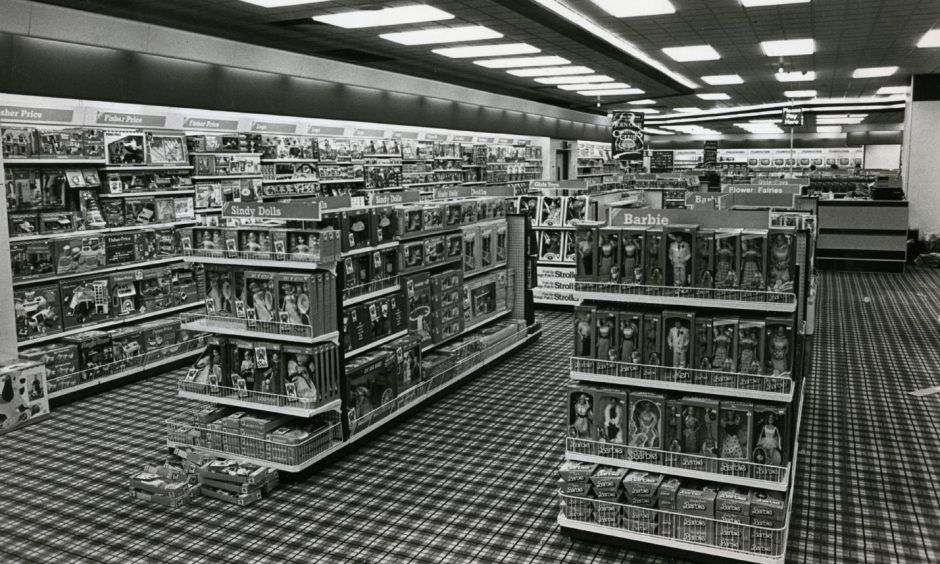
left=0, top=269, right=938, bottom=564
left=791, top=266, right=940, bottom=564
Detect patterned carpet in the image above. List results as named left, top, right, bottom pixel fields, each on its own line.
left=0, top=268, right=939, bottom=563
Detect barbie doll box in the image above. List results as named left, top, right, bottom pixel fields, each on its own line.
left=627, top=392, right=665, bottom=463
left=593, top=389, right=628, bottom=453
left=559, top=478, right=592, bottom=497
left=622, top=471, right=664, bottom=506
left=558, top=460, right=597, bottom=483
left=590, top=466, right=627, bottom=490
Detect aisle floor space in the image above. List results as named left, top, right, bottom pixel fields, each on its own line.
left=1, top=269, right=939, bottom=564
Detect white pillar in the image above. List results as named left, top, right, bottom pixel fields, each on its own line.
left=902, top=75, right=940, bottom=237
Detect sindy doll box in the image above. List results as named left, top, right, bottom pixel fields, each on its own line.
left=596, top=229, right=620, bottom=284
left=567, top=386, right=596, bottom=441
left=767, top=227, right=797, bottom=293
left=664, top=224, right=697, bottom=288
left=424, top=236, right=446, bottom=267
left=237, top=229, right=273, bottom=261
left=628, top=392, right=665, bottom=463
left=619, top=227, right=646, bottom=285
left=343, top=209, right=374, bottom=251
left=719, top=401, right=754, bottom=476
left=714, top=228, right=741, bottom=289
left=243, top=271, right=277, bottom=324
left=678, top=396, right=719, bottom=470
left=250, top=342, right=284, bottom=403
left=282, top=344, right=326, bottom=405
left=275, top=273, right=314, bottom=333
left=593, top=388, right=628, bottom=448
left=739, top=229, right=768, bottom=292
left=645, top=227, right=665, bottom=287
left=400, top=240, right=425, bottom=274
left=663, top=310, right=695, bottom=372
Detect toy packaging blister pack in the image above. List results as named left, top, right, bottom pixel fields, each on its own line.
left=628, top=391, right=664, bottom=463
left=645, top=227, right=665, bottom=287
left=596, top=229, right=620, bottom=284
left=665, top=225, right=697, bottom=288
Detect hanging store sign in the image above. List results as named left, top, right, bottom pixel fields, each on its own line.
left=307, top=125, right=345, bottom=136
left=250, top=121, right=296, bottom=134
left=611, top=112, right=645, bottom=162
left=608, top=208, right=771, bottom=229
left=222, top=201, right=321, bottom=221
left=372, top=191, right=421, bottom=205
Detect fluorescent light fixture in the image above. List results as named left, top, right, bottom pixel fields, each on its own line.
left=776, top=71, right=816, bottom=82
left=380, top=26, right=502, bottom=46
left=475, top=55, right=570, bottom=68
left=507, top=66, right=593, bottom=77
left=817, top=126, right=842, bottom=133
left=876, top=86, right=908, bottom=95
left=662, top=45, right=721, bottom=62
left=628, top=99, right=657, bottom=105
left=530, top=0, right=697, bottom=88
left=240, top=0, right=330, bottom=7
left=917, top=28, right=940, bottom=48
left=761, top=38, right=815, bottom=56
left=702, top=74, right=743, bottom=85
left=741, top=0, right=811, bottom=6
left=817, top=114, right=867, bottom=125
left=784, top=89, right=817, bottom=98
left=434, top=43, right=539, bottom=59
left=535, top=75, right=613, bottom=85
left=578, top=89, right=647, bottom=96
left=674, top=107, right=703, bottom=113
left=749, top=119, right=781, bottom=124
left=590, top=0, right=676, bottom=17
left=697, top=93, right=731, bottom=100
left=644, top=128, right=675, bottom=135
left=313, top=5, right=454, bottom=29
left=558, top=82, right=631, bottom=91
left=852, top=66, right=898, bottom=79
left=632, top=108, right=660, bottom=114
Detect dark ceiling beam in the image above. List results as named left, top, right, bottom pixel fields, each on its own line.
left=488, top=0, right=694, bottom=96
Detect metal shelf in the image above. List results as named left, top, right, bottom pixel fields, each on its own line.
left=102, top=165, right=194, bottom=171
left=177, top=389, right=342, bottom=418
left=98, top=190, right=195, bottom=198
left=18, top=302, right=201, bottom=347
left=421, top=309, right=511, bottom=353
left=320, top=178, right=364, bottom=184
left=552, top=284, right=797, bottom=313
left=166, top=428, right=344, bottom=473
left=344, top=330, right=408, bottom=360
left=192, top=174, right=262, bottom=180
left=260, top=158, right=318, bottom=164
left=3, top=158, right=106, bottom=165
left=261, top=178, right=320, bottom=185
left=179, top=315, right=339, bottom=345
left=14, top=256, right=183, bottom=288
left=463, top=261, right=508, bottom=280
left=11, top=220, right=197, bottom=242
left=341, top=241, right=399, bottom=258
left=182, top=254, right=332, bottom=271
left=343, top=283, right=401, bottom=307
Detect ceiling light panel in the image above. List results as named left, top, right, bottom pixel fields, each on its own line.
left=535, top=75, right=613, bottom=85
left=644, top=128, right=676, bottom=135
left=662, top=45, right=721, bottom=62
left=917, top=29, right=940, bottom=48
left=674, top=107, right=703, bottom=113
left=741, top=0, right=811, bottom=6
left=876, top=86, right=908, bottom=95
left=590, top=0, right=676, bottom=17
left=776, top=71, right=817, bottom=82
left=240, top=0, right=331, bottom=7
left=784, top=90, right=817, bottom=98
left=434, top=43, right=540, bottom=59
left=558, top=82, right=630, bottom=91
left=702, top=74, right=744, bottom=85
left=579, top=88, right=646, bottom=96
left=628, top=99, right=657, bottom=105
left=380, top=26, right=502, bottom=46
left=852, top=66, right=898, bottom=79
left=761, top=38, right=815, bottom=56
left=475, top=55, right=570, bottom=68
left=507, top=66, right=593, bottom=77
left=313, top=5, right=454, bottom=29
left=697, top=93, right=731, bottom=100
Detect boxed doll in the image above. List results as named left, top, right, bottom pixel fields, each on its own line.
left=628, top=392, right=664, bottom=463
left=275, top=273, right=316, bottom=333
left=593, top=388, right=628, bottom=449
left=592, top=310, right=618, bottom=365
left=10, top=240, right=54, bottom=281
left=642, top=313, right=662, bottom=367
left=517, top=195, right=539, bottom=225
left=739, top=229, right=768, bottom=291
left=462, top=226, right=480, bottom=273
left=718, top=401, right=753, bottom=476
left=737, top=320, right=766, bottom=385
left=714, top=229, right=741, bottom=289
left=193, top=228, right=224, bottom=256
left=616, top=312, right=642, bottom=368
left=767, top=227, right=797, bottom=293
left=345, top=304, right=371, bottom=352
left=228, top=340, right=259, bottom=395
left=495, top=223, right=508, bottom=264
left=380, top=334, right=423, bottom=396
left=645, top=227, right=665, bottom=287
left=373, top=248, right=399, bottom=280
left=203, top=265, right=234, bottom=317
left=479, top=224, right=495, bottom=268
left=423, top=204, right=444, bottom=233
left=695, top=228, right=716, bottom=288
left=573, top=224, right=597, bottom=282
left=693, top=317, right=714, bottom=377
left=346, top=350, right=397, bottom=425
left=444, top=202, right=462, bottom=228
left=237, top=229, right=273, bottom=261
left=343, top=209, right=374, bottom=251
left=619, top=227, right=645, bottom=285
left=540, top=196, right=563, bottom=227
left=752, top=404, right=788, bottom=473
left=676, top=486, right=717, bottom=546
left=664, top=225, right=697, bottom=288
left=372, top=206, right=397, bottom=244
left=678, top=396, right=720, bottom=470
left=282, top=343, right=336, bottom=405
left=716, top=487, right=751, bottom=552
left=711, top=319, right=739, bottom=375
left=765, top=317, right=795, bottom=380
left=110, top=271, right=141, bottom=316
left=8, top=213, right=39, bottom=237
left=424, top=235, right=446, bottom=267
left=251, top=342, right=284, bottom=402
left=622, top=471, right=663, bottom=518
left=750, top=490, right=787, bottom=554
left=14, top=285, right=62, bottom=340
left=60, top=278, right=111, bottom=328
left=663, top=311, right=695, bottom=373
left=243, top=271, right=277, bottom=324
left=460, top=200, right=480, bottom=225
left=596, top=229, right=620, bottom=284
left=104, top=233, right=137, bottom=266
left=564, top=195, right=587, bottom=226
left=663, top=399, right=683, bottom=464
left=154, top=199, right=176, bottom=223
left=401, top=240, right=426, bottom=273
left=567, top=386, right=595, bottom=441
left=54, top=236, right=106, bottom=275
left=658, top=477, right=683, bottom=539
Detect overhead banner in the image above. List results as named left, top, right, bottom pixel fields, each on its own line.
left=222, top=201, right=321, bottom=221
left=611, top=112, right=645, bottom=162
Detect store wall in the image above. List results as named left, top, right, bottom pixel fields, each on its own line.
left=902, top=75, right=940, bottom=236
left=863, top=145, right=901, bottom=170
left=0, top=0, right=610, bottom=142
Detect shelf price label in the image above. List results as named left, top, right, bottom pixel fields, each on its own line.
left=222, top=201, right=321, bottom=221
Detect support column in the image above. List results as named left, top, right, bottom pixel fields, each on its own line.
left=902, top=74, right=940, bottom=237
left=0, top=150, right=19, bottom=362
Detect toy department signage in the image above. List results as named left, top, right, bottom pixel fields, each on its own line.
left=470, top=185, right=513, bottom=198
left=372, top=190, right=420, bottom=205
left=250, top=121, right=296, bottom=134
left=182, top=118, right=239, bottom=131
left=96, top=112, right=166, bottom=127
left=722, top=184, right=802, bottom=195
left=530, top=180, right=586, bottom=190
left=393, top=130, right=419, bottom=140
left=423, top=133, right=447, bottom=141
left=453, top=135, right=474, bottom=143
left=354, top=128, right=384, bottom=138
left=685, top=192, right=727, bottom=208
left=0, top=105, right=74, bottom=123
left=308, top=125, right=345, bottom=136
left=222, top=201, right=321, bottom=221
left=433, top=186, right=472, bottom=199
left=608, top=208, right=771, bottom=229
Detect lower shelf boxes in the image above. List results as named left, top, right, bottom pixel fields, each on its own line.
left=197, top=460, right=279, bottom=507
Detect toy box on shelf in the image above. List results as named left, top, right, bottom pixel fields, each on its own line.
left=0, top=359, right=49, bottom=435
left=556, top=208, right=812, bottom=564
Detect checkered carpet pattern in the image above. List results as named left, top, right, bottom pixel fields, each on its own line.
left=1, top=268, right=939, bottom=563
